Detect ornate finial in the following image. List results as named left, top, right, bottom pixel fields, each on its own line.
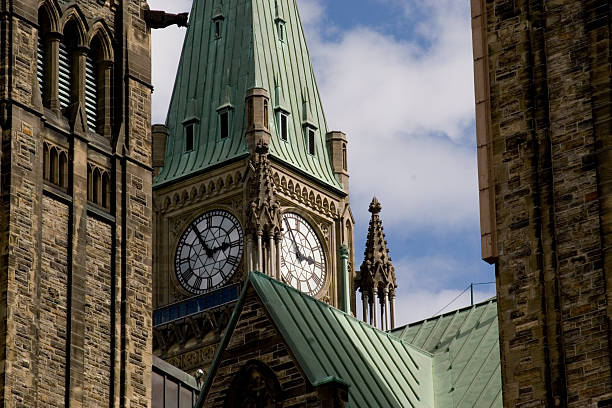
left=369, top=197, right=381, bottom=214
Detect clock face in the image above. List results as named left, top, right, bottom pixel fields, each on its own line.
left=174, top=210, right=243, bottom=294
left=280, top=212, right=326, bottom=296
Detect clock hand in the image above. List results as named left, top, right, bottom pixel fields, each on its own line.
left=303, top=255, right=315, bottom=265
left=283, top=217, right=304, bottom=262
left=212, top=242, right=231, bottom=253
left=193, top=228, right=214, bottom=257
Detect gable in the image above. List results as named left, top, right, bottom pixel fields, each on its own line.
left=202, top=287, right=324, bottom=407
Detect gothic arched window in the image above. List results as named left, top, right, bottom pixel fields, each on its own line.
left=225, top=360, right=282, bottom=408
left=59, top=19, right=80, bottom=110
left=87, top=32, right=113, bottom=136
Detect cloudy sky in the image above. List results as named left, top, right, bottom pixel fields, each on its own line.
left=147, top=0, right=495, bottom=325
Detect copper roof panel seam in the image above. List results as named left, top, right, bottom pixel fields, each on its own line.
left=487, top=383, right=503, bottom=408
left=421, top=316, right=445, bottom=351
left=448, top=304, right=491, bottom=369
left=445, top=306, right=480, bottom=368
left=354, top=322, right=422, bottom=406
left=451, top=325, right=500, bottom=407
left=307, top=300, right=385, bottom=406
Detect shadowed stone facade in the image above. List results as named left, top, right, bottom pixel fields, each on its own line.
left=0, top=0, right=154, bottom=406
left=471, top=0, right=612, bottom=406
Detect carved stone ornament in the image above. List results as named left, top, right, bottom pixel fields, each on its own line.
left=246, top=153, right=282, bottom=236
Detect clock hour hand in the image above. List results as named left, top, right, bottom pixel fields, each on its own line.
left=212, top=241, right=231, bottom=253
left=194, top=229, right=214, bottom=257
left=303, top=255, right=315, bottom=265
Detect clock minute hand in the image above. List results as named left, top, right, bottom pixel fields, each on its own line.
left=283, top=218, right=303, bottom=261
left=212, top=242, right=230, bottom=253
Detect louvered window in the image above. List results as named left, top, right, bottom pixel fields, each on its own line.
left=308, top=128, right=315, bottom=155
left=85, top=55, right=98, bottom=131
left=58, top=41, right=72, bottom=109
left=37, top=34, right=45, bottom=101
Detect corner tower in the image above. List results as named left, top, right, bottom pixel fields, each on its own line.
left=152, top=0, right=355, bottom=375
left=0, top=0, right=159, bottom=406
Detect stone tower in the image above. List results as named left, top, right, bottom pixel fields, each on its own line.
left=152, top=0, right=355, bottom=376
left=471, top=1, right=612, bottom=406
left=0, top=0, right=172, bottom=406
left=356, top=197, right=397, bottom=330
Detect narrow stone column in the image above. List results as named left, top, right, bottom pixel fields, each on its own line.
left=246, top=235, right=254, bottom=273
left=266, top=232, right=274, bottom=276
left=275, top=233, right=281, bottom=280
left=73, top=47, right=88, bottom=109
left=256, top=231, right=263, bottom=272
left=383, top=288, right=390, bottom=331
left=45, top=33, right=61, bottom=110
left=372, top=288, right=378, bottom=328
left=362, top=291, right=369, bottom=323
left=390, top=291, right=396, bottom=329
left=339, top=245, right=350, bottom=314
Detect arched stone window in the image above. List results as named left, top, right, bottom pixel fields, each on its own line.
left=59, top=19, right=81, bottom=110
left=225, top=360, right=282, bottom=408
left=37, top=3, right=60, bottom=110
left=87, top=29, right=114, bottom=137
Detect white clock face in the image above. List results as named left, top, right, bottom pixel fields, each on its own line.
left=280, top=213, right=326, bottom=296
left=174, top=210, right=243, bottom=294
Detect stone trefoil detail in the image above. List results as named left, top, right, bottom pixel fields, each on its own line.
left=356, top=197, right=397, bottom=330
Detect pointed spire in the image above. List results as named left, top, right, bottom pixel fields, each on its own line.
left=274, top=75, right=288, bottom=112
left=218, top=69, right=233, bottom=110
left=183, top=98, right=198, bottom=123
left=246, top=154, right=282, bottom=237
left=357, top=197, right=398, bottom=329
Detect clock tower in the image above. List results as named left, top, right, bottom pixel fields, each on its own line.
left=152, top=0, right=355, bottom=375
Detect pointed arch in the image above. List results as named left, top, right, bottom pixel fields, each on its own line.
left=88, top=20, right=114, bottom=61
left=58, top=151, right=68, bottom=188
left=102, top=171, right=111, bottom=209
left=60, top=6, right=88, bottom=47
left=38, top=0, right=61, bottom=34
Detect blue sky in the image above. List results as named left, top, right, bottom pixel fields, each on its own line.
left=148, top=0, right=495, bottom=325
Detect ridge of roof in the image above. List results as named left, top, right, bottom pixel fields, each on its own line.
left=155, top=0, right=343, bottom=191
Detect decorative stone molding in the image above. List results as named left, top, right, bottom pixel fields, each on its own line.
left=158, top=170, right=244, bottom=214
left=271, top=170, right=340, bottom=219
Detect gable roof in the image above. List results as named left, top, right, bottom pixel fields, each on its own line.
left=390, top=299, right=502, bottom=407
left=197, top=273, right=503, bottom=408
left=198, top=271, right=435, bottom=407
left=154, top=0, right=343, bottom=192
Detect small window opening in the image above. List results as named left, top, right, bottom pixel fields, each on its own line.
left=215, top=20, right=222, bottom=38
left=263, top=100, right=269, bottom=129
left=308, top=129, right=315, bottom=155
left=278, top=23, right=285, bottom=42
left=220, top=111, right=229, bottom=139
left=342, top=143, right=347, bottom=170
left=185, top=124, right=194, bottom=151
left=280, top=113, right=288, bottom=141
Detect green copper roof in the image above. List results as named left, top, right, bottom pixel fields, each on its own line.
left=198, top=273, right=503, bottom=407
left=391, top=299, right=503, bottom=408
left=199, top=272, right=436, bottom=407
left=154, top=0, right=343, bottom=191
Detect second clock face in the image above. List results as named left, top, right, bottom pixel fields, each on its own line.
left=174, top=210, right=243, bottom=294
left=280, top=212, right=326, bottom=296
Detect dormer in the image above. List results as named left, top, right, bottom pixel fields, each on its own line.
left=182, top=98, right=200, bottom=152
left=274, top=81, right=290, bottom=142
left=275, top=1, right=286, bottom=42
left=217, top=84, right=234, bottom=140
left=213, top=1, right=225, bottom=39
left=302, top=94, right=317, bottom=155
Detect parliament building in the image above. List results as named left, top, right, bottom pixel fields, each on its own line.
left=0, top=0, right=608, bottom=407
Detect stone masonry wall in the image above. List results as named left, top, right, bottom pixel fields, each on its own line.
left=472, top=0, right=612, bottom=406
left=205, top=288, right=322, bottom=407
left=39, top=197, right=69, bottom=408
left=84, top=218, right=113, bottom=407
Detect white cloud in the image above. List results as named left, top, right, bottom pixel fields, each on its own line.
left=299, top=0, right=478, bottom=230
left=393, top=286, right=495, bottom=326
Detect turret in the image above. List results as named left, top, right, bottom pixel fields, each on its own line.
left=245, top=87, right=271, bottom=155
left=326, top=131, right=349, bottom=191
left=356, top=197, right=398, bottom=330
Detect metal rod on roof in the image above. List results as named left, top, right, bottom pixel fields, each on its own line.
left=471, top=283, right=474, bottom=306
